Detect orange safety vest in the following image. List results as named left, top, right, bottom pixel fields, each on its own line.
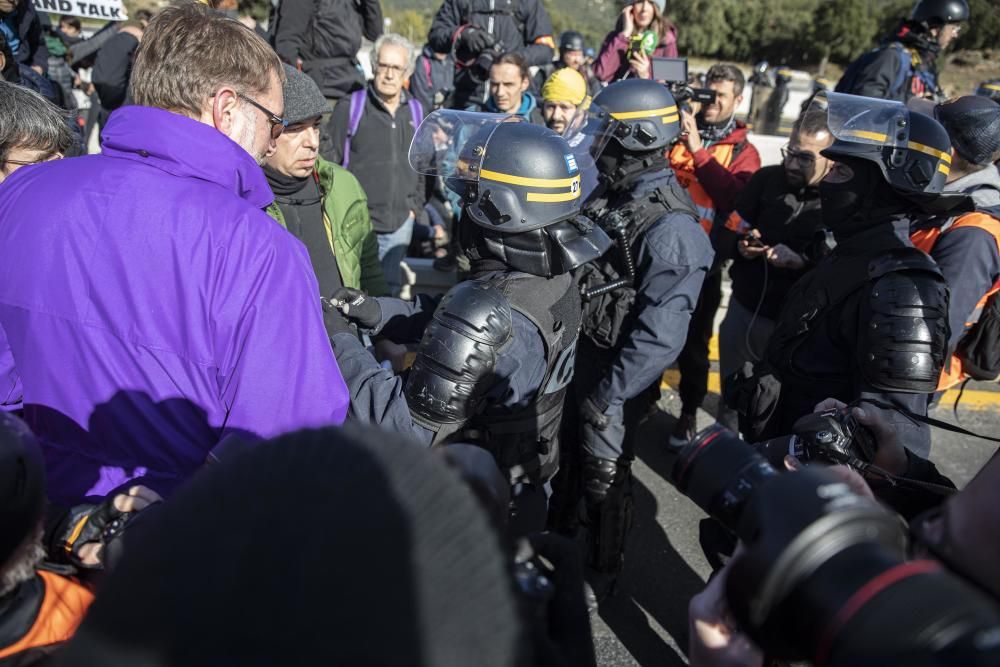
left=668, top=142, right=737, bottom=235
left=0, top=570, right=94, bottom=660
left=911, top=211, right=1000, bottom=390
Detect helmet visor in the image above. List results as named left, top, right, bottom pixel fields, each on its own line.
left=408, top=109, right=523, bottom=181
left=807, top=91, right=909, bottom=152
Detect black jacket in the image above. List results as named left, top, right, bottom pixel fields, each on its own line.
left=718, top=165, right=826, bottom=320
left=2, top=0, right=48, bottom=73
left=323, top=85, right=424, bottom=234
left=836, top=34, right=941, bottom=102
left=428, top=0, right=554, bottom=108
left=271, top=0, right=382, bottom=100
left=92, top=31, right=138, bottom=126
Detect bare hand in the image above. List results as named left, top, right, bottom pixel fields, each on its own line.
left=765, top=243, right=805, bottom=269
left=620, top=5, right=635, bottom=37
left=31, top=65, right=44, bottom=75
left=629, top=51, right=651, bottom=79
left=681, top=109, right=703, bottom=153
left=737, top=229, right=768, bottom=259
left=688, top=545, right=764, bottom=667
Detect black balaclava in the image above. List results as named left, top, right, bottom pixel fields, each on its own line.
left=595, top=140, right=666, bottom=192
left=819, top=156, right=912, bottom=243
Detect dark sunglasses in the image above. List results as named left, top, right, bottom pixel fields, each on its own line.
left=237, top=92, right=288, bottom=140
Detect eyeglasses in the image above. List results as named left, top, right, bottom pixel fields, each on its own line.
left=781, top=146, right=817, bottom=165
left=237, top=92, right=288, bottom=140
left=376, top=62, right=406, bottom=75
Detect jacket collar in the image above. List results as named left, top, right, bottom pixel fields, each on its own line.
left=944, top=166, right=1000, bottom=210
left=100, top=106, right=274, bottom=209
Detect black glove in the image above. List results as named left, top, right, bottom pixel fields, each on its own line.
left=49, top=498, right=138, bottom=569
left=459, top=27, right=495, bottom=54
left=321, top=297, right=356, bottom=338
left=579, top=395, right=609, bottom=431
left=329, top=287, right=382, bottom=330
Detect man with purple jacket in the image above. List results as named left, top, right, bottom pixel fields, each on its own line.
left=0, top=4, right=350, bottom=506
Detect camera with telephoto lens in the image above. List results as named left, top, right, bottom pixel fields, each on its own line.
left=668, top=425, right=1000, bottom=665
left=754, top=408, right=878, bottom=472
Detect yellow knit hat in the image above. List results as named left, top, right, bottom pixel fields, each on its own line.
left=541, top=68, right=589, bottom=106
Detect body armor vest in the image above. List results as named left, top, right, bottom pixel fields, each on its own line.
left=577, top=183, right=697, bottom=351
left=457, top=272, right=581, bottom=485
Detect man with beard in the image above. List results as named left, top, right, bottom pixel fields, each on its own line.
left=728, top=92, right=963, bottom=459
left=713, top=112, right=834, bottom=430
left=667, top=63, right=761, bottom=446
left=0, top=4, right=350, bottom=506
left=836, top=0, right=969, bottom=102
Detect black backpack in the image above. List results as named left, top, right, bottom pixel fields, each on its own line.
left=956, top=290, right=1000, bottom=381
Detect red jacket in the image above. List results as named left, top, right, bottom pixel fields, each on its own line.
left=669, top=121, right=760, bottom=232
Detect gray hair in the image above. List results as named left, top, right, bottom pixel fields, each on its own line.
left=0, top=81, right=75, bottom=165
left=370, top=33, right=415, bottom=77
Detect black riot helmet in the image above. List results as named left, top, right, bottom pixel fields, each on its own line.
left=809, top=92, right=953, bottom=199
left=589, top=79, right=681, bottom=153
left=909, top=0, right=970, bottom=25
left=1, top=412, right=46, bottom=566
left=559, top=31, right=586, bottom=54
left=975, top=80, right=1000, bottom=102
left=410, top=111, right=611, bottom=277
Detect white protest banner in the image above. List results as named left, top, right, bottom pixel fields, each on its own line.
left=32, top=0, right=128, bottom=21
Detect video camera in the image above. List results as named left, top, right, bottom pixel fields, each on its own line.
left=650, top=57, right=716, bottom=109
left=667, top=425, right=1000, bottom=665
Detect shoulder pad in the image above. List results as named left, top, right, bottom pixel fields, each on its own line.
left=433, top=278, right=514, bottom=346
left=405, top=279, right=513, bottom=430
left=868, top=246, right=942, bottom=280
left=859, top=261, right=949, bottom=393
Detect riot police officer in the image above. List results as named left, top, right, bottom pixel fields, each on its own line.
left=552, top=79, right=713, bottom=594
left=835, top=0, right=970, bottom=102
left=729, top=92, right=969, bottom=458
left=328, top=111, right=611, bottom=536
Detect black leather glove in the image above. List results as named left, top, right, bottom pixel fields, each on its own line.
left=459, top=27, right=495, bottom=54
left=321, top=297, right=356, bottom=338
left=328, top=287, right=382, bottom=330
left=579, top=395, right=610, bottom=431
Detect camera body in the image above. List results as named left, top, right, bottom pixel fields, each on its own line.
left=755, top=408, right=877, bottom=471
left=470, top=42, right=506, bottom=83
left=648, top=57, right=717, bottom=108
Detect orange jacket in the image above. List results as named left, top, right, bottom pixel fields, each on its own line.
left=911, top=211, right=1000, bottom=390
left=0, top=570, right=93, bottom=660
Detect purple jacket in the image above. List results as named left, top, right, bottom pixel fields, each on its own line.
left=0, top=106, right=349, bottom=505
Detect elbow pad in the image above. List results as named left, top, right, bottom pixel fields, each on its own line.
left=405, top=280, right=513, bottom=430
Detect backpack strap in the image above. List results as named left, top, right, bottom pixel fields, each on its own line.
left=890, top=43, right=914, bottom=99
left=409, top=97, right=424, bottom=130
left=342, top=88, right=367, bottom=169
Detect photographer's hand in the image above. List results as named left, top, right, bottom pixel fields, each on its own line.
left=681, top=109, right=704, bottom=153
left=63, top=485, right=163, bottom=568
left=813, top=398, right=908, bottom=476
left=688, top=546, right=764, bottom=667
left=329, top=287, right=382, bottom=330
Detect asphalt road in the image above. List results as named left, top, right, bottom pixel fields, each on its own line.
left=588, top=363, right=1000, bottom=666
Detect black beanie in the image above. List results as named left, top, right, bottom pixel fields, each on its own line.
left=56, top=425, right=523, bottom=667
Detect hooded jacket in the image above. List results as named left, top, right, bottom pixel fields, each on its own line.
left=0, top=106, right=349, bottom=505
left=482, top=90, right=544, bottom=125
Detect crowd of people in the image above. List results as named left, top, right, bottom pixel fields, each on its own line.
left=2, top=0, right=1000, bottom=664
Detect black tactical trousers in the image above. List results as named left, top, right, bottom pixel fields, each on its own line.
left=677, top=269, right=724, bottom=415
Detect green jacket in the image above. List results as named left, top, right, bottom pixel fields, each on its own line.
left=266, top=156, right=389, bottom=297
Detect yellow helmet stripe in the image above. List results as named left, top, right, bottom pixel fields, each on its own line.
left=908, top=140, right=952, bottom=163
left=479, top=168, right=578, bottom=188
left=662, top=114, right=680, bottom=124
left=841, top=129, right=889, bottom=142
left=610, top=105, right=679, bottom=120
left=527, top=189, right=582, bottom=203
left=938, top=162, right=951, bottom=176
left=984, top=83, right=1000, bottom=91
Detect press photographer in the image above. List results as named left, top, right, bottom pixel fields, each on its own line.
left=669, top=417, right=1000, bottom=666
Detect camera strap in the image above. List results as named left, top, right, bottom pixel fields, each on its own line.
left=855, top=398, right=1000, bottom=446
